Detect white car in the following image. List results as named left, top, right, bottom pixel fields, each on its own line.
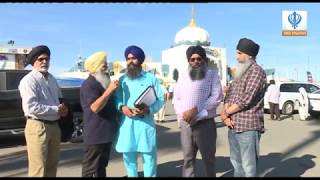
left=264, top=81, right=320, bottom=115
left=309, top=89, right=320, bottom=112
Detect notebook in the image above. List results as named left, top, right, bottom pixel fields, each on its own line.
left=134, top=86, right=157, bottom=108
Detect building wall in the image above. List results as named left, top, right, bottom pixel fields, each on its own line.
left=161, top=45, right=227, bottom=86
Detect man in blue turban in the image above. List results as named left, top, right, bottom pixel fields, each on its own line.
left=115, top=45, right=165, bottom=177
left=124, top=45, right=145, bottom=79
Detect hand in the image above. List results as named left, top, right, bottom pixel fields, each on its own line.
left=107, top=80, right=119, bottom=92
left=58, top=103, right=68, bottom=117
left=183, top=107, right=198, bottom=124
left=121, top=106, right=135, bottom=117
left=220, top=110, right=229, bottom=121
left=223, top=117, right=234, bottom=129
left=132, top=103, right=150, bottom=116
left=188, top=117, right=197, bottom=126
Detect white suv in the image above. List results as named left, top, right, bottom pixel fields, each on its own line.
left=264, top=81, right=320, bottom=115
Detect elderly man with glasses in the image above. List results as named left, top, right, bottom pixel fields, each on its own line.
left=173, top=45, right=223, bottom=177
left=19, top=45, right=69, bottom=177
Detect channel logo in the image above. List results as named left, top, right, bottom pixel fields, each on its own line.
left=282, top=10, right=307, bottom=36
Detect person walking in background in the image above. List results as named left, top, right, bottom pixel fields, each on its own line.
left=173, top=45, right=223, bottom=177
left=19, top=45, right=69, bottom=177
left=154, top=79, right=168, bottom=123
left=80, top=51, right=119, bottom=177
left=168, top=82, right=175, bottom=102
left=297, top=87, right=310, bottom=121
left=115, top=45, right=164, bottom=177
left=220, top=38, right=267, bottom=177
left=265, top=80, right=281, bottom=120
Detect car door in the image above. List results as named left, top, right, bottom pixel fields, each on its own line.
left=308, top=86, right=320, bottom=112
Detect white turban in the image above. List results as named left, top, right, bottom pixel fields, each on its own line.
left=84, top=51, right=107, bottom=73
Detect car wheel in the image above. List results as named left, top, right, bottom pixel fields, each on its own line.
left=282, top=101, right=294, bottom=115
left=69, top=129, right=83, bottom=143
left=69, top=116, right=83, bottom=143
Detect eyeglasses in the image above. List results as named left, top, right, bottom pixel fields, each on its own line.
left=37, top=57, right=50, bottom=61
left=189, top=57, right=202, bottom=63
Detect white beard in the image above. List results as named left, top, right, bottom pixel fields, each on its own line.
left=94, top=71, right=110, bottom=89
left=233, top=58, right=253, bottom=81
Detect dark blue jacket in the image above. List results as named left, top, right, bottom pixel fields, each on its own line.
left=80, top=75, right=118, bottom=144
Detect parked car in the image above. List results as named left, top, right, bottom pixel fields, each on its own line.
left=264, top=81, right=320, bottom=116
left=309, top=89, right=320, bottom=117
left=0, top=70, right=83, bottom=144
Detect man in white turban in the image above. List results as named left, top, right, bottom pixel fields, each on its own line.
left=80, top=51, right=119, bottom=177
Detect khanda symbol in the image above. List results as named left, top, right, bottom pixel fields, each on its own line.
left=288, top=11, right=301, bottom=29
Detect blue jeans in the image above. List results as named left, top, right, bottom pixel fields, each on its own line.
left=228, top=130, right=261, bottom=177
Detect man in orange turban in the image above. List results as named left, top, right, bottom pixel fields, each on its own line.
left=80, top=51, right=119, bottom=177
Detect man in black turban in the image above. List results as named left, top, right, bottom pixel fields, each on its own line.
left=172, top=45, right=223, bottom=177
left=18, top=45, right=69, bottom=177
left=186, top=45, right=208, bottom=81
left=220, top=38, right=267, bottom=177
left=236, top=38, right=260, bottom=57
left=232, top=38, right=260, bottom=81
left=26, top=45, right=51, bottom=66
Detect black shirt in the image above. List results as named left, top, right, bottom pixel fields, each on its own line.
left=80, top=75, right=118, bottom=144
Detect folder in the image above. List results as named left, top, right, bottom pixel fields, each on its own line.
left=134, top=86, right=157, bottom=108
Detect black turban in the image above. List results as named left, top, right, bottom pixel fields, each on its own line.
left=26, top=45, right=51, bottom=65
left=186, top=45, right=207, bottom=62
left=236, top=38, right=260, bottom=57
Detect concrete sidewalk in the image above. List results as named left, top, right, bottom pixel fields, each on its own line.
left=0, top=102, right=319, bottom=177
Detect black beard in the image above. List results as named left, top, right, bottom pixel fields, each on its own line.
left=189, top=63, right=207, bottom=81
left=126, top=63, right=142, bottom=79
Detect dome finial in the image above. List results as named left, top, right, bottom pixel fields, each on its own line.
left=189, top=4, right=197, bottom=27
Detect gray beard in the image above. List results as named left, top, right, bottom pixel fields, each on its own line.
left=94, top=71, right=110, bottom=89
left=126, top=63, right=142, bottom=80
left=233, top=59, right=253, bottom=81
left=188, top=62, right=208, bottom=81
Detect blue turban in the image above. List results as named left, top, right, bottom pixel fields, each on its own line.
left=124, top=45, right=145, bottom=64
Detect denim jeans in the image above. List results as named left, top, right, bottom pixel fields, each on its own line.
left=228, top=130, right=261, bottom=177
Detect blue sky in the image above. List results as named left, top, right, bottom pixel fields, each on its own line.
left=1, top=3, right=319, bottom=82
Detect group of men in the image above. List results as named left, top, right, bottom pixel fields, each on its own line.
left=18, top=37, right=267, bottom=177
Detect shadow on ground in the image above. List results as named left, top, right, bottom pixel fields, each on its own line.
left=138, top=153, right=316, bottom=177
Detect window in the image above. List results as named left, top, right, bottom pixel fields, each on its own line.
left=280, top=83, right=320, bottom=93
left=280, top=84, right=296, bottom=92
left=307, top=85, right=320, bottom=93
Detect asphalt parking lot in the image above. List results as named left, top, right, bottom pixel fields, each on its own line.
left=0, top=103, right=319, bottom=177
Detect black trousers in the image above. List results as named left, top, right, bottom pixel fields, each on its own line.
left=269, top=102, right=280, bottom=120
left=81, top=142, right=112, bottom=177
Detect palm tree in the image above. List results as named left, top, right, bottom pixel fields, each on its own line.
left=7, top=40, right=14, bottom=46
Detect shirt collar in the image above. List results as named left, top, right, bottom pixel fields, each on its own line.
left=31, top=69, right=51, bottom=80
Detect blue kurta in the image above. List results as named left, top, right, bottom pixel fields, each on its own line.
left=115, top=71, right=164, bottom=153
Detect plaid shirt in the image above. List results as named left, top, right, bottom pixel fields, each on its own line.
left=224, top=62, right=267, bottom=133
